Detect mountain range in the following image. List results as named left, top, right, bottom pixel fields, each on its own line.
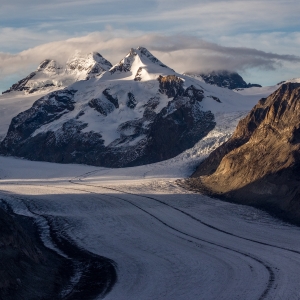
left=0, top=47, right=261, bottom=167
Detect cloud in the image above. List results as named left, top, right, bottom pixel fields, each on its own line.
left=2, top=0, right=300, bottom=42
left=220, top=32, right=300, bottom=56
left=0, top=28, right=71, bottom=53
left=2, top=0, right=300, bottom=47
left=1, top=31, right=300, bottom=83
left=1, top=1, right=300, bottom=90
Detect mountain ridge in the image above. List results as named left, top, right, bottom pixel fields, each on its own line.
left=2, top=52, right=112, bottom=95
left=186, top=82, right=300, bottom=224
left=186, top=70, right=261, bottom=90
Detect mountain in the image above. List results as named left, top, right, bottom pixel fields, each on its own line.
left=0, top=52, right=112, bottom=141
left=2, top=52, right=112, bottom=95
left=0, top=47, right=260, bottom=168
left=186, top=71, right=261, bottom=90
left=187, top=82, right=300, bottom=224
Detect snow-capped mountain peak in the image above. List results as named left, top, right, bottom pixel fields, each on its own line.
left=109, top=48, right=137, bottom=74
left=137, top=46, right=168, bottom=68
left=66, top=51, right=112, bottom=79
left=2, top=52, right=112, bottom=95
left=108, top=47, right=173, bottom=82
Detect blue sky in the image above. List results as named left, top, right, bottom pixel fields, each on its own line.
left=1, top=0, right=300, bottom=92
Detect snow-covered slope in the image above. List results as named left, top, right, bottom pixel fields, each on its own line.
left=0, top=47, right=282, bottom=167
left=2, top=52, right=112, bottom=95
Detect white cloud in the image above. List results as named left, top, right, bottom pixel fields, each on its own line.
left=0, top=28, right=71, bottom=52
left=1, top=0, right=300, bottom=39
left=1, top=31, right=300, bottom=89
left=1, top=0, right=300, bottom=90
left=219, top=32, right=300, bottom=56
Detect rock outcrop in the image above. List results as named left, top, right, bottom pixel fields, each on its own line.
left=187, top=82, right=300, bottom=224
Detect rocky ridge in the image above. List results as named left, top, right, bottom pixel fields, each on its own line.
left=187, top=82, right=300, bottom=224
left=187, top=70, right=261, bottom=90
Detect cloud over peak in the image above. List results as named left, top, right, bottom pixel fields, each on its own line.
left=1, top=31, right=300, bottom=91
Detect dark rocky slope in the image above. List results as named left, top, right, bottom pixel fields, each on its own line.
left=0, top=207, right=70, bottom=299
left=0, top=205, right=117, bottom=299
left=187, top=82, right=300, bottom=224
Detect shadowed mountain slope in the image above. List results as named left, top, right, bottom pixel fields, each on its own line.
left=187, top=82, right=300, bottom=224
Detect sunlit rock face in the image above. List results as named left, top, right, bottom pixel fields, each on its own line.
left=189, top=82, right=300, bottom=224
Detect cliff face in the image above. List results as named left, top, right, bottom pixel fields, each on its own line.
left=189, top=82, right=300, bottom=224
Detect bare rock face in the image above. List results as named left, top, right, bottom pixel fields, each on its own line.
left=189, top=82, right=300, bottom=224
left=158, top=75, right=184, bottom=98
left=132, top=83, right=215, bottom=166
left=0, top=205, right=117, bottom=300
left=126, top=92, right=137, bottom=109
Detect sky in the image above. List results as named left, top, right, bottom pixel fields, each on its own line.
left=1, top=0, right=300, bottom=92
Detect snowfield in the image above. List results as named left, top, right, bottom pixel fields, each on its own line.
left=0, top=110, right=300, bottom=300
